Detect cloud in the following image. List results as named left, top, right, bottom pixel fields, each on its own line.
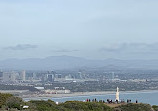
left=100, top=44, right=124, bottom=52
left=100, top=43, right=158, bottom=54
left=4, top=44, right=37, bottom=50
left=98, top=43, right=158, bottom=59
left=52, top=49, right=79, bottom=53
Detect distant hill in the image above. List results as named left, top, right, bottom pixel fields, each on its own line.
left=0, top=55, right=158, bottom=70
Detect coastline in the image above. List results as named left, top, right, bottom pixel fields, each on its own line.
left=21, top=90, right=158, bottom=101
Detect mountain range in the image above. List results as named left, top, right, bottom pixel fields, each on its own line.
left=0, top=55, right=158, bottom=70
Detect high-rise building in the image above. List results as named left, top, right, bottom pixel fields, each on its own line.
left=47, top=74, right=54, bottom=82
left=3, top=71, right=18, bottom=82
left=3, top=72, right=11, bottom=82
left=33, top=73, right=37, bottom=79
left=46, top=71, right=55, bottom=82
left=0, top=71, right=3, bottom=81
left=10, top=72, right=16, bottom=81
left=55, top=74, right=62, bottom=78
left=112, top=72, right=115, bottom=80
left=0, top=71, right=3, bottom=77
left=21, top=70, right=26, bottom=81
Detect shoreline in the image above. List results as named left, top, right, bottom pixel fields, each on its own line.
left=22, top=90, right=158, bottom=101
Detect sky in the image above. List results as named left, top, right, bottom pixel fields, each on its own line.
left=0, top=0, right=158, bottom=60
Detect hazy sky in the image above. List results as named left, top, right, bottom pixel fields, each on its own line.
left=0, top=0, right=158, bottom=60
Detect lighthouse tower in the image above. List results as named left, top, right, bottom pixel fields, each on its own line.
left=115, top=87, right=119, bottom=101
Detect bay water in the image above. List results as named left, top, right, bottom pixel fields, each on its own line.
left=50, top=90, right=158, bottom=105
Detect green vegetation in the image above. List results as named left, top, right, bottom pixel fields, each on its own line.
left=152, top=105, right=158, bottom=111
left=59, top=101, right=112, bottom=111
left=0, top=93, right=13, bottom=108
left=44, top=81, right=158, bottom=92
left=26, top=100, right=112, bottom=111
left=0, top=84, right=39, bottom=92
left=0, top=93, right=157, bottom=111
left=115, top=103, right=153, bottom=111
left=6, top=96, right=23, bottom=110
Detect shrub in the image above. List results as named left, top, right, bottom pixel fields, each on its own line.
left=115, top=103, right=153, bottom=111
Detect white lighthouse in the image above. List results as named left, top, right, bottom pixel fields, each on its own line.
left=115, top=87, right=119, bottom=101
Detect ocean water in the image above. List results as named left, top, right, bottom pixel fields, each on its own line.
left=50, top=90, right=158, bottom=105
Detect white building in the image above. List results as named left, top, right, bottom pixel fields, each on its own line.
left=3, top=72, right=11, bottom=82
left=21, top=70, right=26, bottom=81
left=115, top=87, right=119, bottom=101
left=3, top=71, right=18, bottom=82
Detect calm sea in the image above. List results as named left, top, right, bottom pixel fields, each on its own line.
left=50, top=90, right=158, bottom=105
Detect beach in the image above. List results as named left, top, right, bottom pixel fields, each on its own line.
left=21, top=90, right=158, bottom=102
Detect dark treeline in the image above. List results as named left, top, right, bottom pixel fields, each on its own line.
left=44, top=81, right=158, bottom=92
left=0, top=84, right=39, bottom=92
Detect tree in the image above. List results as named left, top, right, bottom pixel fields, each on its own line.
left=0, top=93, right=13, bottom=108
left=6, top=96, right=23, bottom=110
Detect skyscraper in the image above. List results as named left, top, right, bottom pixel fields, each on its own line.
left=46, top=71, right=55, bottom=82
left=21, top=70, right=26, bottom=81
left=3, top=72, right=11, bottom=82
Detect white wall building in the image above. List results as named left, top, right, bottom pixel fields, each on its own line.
left=21, top=70, right=26, bottom=81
